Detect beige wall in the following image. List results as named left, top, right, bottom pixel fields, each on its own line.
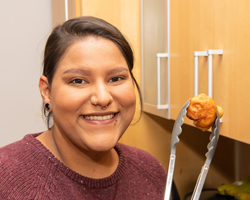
left=0, top=0, right=52, bottom=147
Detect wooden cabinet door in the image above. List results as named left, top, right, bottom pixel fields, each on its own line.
left=141, top=0, right=170, bottom=119
left=170, top=0, right=250, bottom=144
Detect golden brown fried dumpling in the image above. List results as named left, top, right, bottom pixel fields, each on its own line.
left=186, top=93, right=223, bottom=131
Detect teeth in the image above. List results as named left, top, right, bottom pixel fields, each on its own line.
left=84, top=114, right=115, bottom=121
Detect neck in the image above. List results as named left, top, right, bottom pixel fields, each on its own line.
left=36, top=128, right=119, bottom=179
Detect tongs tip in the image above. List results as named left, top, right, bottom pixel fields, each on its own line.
left=205, top=111, right=220, bottom=165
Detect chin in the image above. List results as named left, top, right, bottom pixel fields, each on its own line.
left=87, top=143, right=116, bottom=153
left=85, top=136, right=120, bottom=153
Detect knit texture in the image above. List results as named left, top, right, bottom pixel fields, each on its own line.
left=0, top=133, right=167, bottom=199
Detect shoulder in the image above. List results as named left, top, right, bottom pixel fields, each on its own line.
left=0, top=133, right=49, bottom=199
left=0, top=133, right=43, bottom=177
left=116, top=142, right=166, bottom=179
left=115, top=143, right=167, bottom=199
left=0, top=133, right=40, bottom=162
left=0, top=135, right=29, bottom=162
left=117, top=143, right=165, bottom=167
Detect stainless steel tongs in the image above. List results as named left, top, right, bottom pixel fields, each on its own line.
left=164, top=99, right=220, bottom=200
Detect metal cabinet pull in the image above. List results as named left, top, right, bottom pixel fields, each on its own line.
left=193, top=51, right=208, bottom=96
left=207, top=50, right=223, bottom=98
left=156, top=53, right=169, bottom=110
left=64, top=0, right=68, bottom=21
left=193, top=49, right=223, bottom=123
left=193, top=50, right=223, bottom=98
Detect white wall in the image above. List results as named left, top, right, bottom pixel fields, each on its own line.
left=0, top=0, right=53, bottom=147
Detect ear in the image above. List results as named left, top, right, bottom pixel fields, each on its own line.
left=39, top=75, right=51, bottom=104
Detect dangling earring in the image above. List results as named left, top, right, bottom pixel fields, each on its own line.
left=45, top=103, right=51, bottom=112
left=44, top=103, right=51, bottom=117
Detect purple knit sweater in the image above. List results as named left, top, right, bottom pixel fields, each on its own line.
left=0, top=133, right=167, bottom=199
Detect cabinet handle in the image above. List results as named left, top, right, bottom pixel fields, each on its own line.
left=193, top=50, right=223, bottom=123
left=156, top=53, right=169, bottom=110
left=193, top=51, right=208, bottom=96
left=207, top=50, right=223, bottom=98
left=193, top=50, right=223, bottom=98
left=64, top=0, right=68, bottom=21
left=208, top=50, right=223, bottom=123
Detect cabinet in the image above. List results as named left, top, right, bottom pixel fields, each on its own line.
left=141, top=0, right=170, bottom=119
left=142, top=0, right=250, bottom=144
left=56, top=0, right=250, bottom=144
left=170, top=0, right=250, bottom=144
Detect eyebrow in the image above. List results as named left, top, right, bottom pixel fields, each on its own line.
left=106, top=67, right=129, bottom=74
left=63, top=68, right=92, bottom=76
left=62, top=66, right=129, bottom=76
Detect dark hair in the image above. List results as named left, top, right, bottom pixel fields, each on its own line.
left=42, top=16, right=142, bottom=129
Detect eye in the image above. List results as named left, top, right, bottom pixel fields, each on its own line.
left=70, top=78, right=86, bottom=84
left=109, top=76, right=124, bottom=83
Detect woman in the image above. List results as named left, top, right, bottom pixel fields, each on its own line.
left=0, top=16, right=167, bottom=199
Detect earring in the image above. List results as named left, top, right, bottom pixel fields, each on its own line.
left=45, top=103, right=51, bottom=112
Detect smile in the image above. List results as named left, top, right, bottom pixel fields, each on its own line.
left=84, top=114, right=115, bottom=121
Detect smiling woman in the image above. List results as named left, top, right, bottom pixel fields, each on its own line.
left=0, top=16, right=168, bottom=200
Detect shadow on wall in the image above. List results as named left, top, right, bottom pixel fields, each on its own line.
left=180, top=122, right=236, bottom=181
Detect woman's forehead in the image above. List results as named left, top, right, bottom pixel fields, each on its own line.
left=54, top=37, right=130, bottom=74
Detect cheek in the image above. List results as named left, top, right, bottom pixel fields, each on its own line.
left=116, top=84, right=137, bottom=112
left=50, top=87, right=89, bottom=113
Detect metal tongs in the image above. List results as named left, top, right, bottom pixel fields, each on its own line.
left=164, top=99, right=220, bottom=200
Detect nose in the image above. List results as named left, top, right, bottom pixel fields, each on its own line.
left=91, top=82, right=113, bottom=108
